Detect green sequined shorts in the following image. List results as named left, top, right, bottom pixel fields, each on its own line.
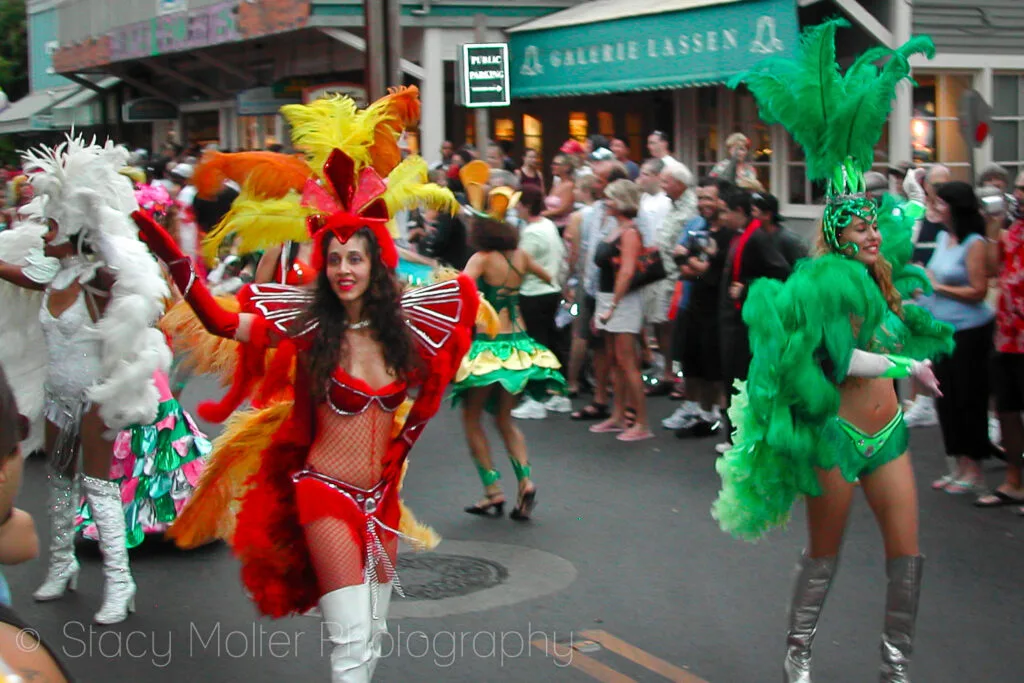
left=822, top=410, right=908, bottom=481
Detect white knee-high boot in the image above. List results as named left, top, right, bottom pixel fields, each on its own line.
left=320, top=581, right=391, bottom=682
left=33, top=470, right=80, bottom=601
left=82, top=475, right=136, bottom=624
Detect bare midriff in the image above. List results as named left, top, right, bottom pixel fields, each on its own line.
left=837, top=376, right=900, bottom=434
left=306, top=404, right=394, bottom=489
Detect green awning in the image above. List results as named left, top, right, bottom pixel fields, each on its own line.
left=508, top=0, right=799, bottom=98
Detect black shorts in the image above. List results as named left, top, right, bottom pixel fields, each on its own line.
left=992, top=352, right=1024, bottom=412
left=681, top=308, right=721, bottom=381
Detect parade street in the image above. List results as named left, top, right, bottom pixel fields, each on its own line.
left=5, top=376, right=1022, bottom=682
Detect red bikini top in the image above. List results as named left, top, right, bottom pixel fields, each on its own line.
left=326, top=368, right=407, bottom=416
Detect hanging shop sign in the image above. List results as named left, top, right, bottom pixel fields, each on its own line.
left=122, top=97, right=179, bottom=122
left=457, top=43, right=511, bottom=108
left=508, top=0, right=798, bottom=97
left=237, top=86, right=300, bottom=116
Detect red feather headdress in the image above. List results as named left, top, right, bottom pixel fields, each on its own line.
left=303, top=149, right=398, bottom=271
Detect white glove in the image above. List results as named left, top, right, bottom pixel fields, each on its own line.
left=903, top=168, right=926, bottom=205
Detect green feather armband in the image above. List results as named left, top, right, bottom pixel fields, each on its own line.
left=879, top=355, right=919, bottom=379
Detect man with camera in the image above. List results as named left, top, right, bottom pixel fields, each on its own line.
left=664, top=178, right=736, bottom=436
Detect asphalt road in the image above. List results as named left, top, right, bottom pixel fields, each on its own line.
left=5, top=376, right=1022, bottom=682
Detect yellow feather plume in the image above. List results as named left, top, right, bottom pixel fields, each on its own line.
left=168, top=401, right=293, bottom=548
left=201, top=187, right=315, bottom=265
left=160, top=300, right=240, bottom=385
left=381, top=156, right=459, bottom=217
left=281, top=95, right=386, bottom=178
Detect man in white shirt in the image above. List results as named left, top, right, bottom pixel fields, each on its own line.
left=647, top=130, right=682, bottom=170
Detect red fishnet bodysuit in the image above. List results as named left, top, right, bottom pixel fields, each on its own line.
left=302, top=373, right=405, bottom=595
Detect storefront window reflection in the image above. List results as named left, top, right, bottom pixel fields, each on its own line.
left=912, top=74, right=972, bottom=182
left=239, top=115, right=278, bottom=151
left=625, top=112, right=643, bottom=160
left=523, top=114, right=543, bottom=155
left=568, top=112, right=588, bottom=142
left=494, top=118, right=515, bottom=142
left=598, top=111, right=615, bottom=138
left=993, top=73, right=1024, bottom=183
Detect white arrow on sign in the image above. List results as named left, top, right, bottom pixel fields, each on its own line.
left=471, top=85, right=503, bottom=93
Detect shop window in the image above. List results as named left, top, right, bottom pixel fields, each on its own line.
left=568, top=112, right=588, bottom=142
left=465, top=120, right=475, bottom=147
left=523, top=115, right=543, bottom=155
left=625, top=112, right=643, bottom=160
left=734, top=88, right=772, bottom=191
left=494, top=118, right=515, bottom=142
left=598, top=111, right=615, bottom=138
left=912, top=74, right=973, bottom=182
left=239, top=115, right=278, bottom=151
left=993, top=74, right=1024, bottom=184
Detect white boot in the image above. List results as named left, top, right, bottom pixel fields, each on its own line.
left=320, top=582, right=390, bottom=682
left=33, top=471, right=80, bottom=601
left=82, top=475, right=136, bottom=625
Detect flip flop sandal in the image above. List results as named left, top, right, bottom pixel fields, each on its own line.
left=571, top=402, right=609, bottom=421
left=589, top=421, right=625, bottom=433
left=974, top=490, right=1024, bottom=508
left=617, top=428, right=655, bottom=442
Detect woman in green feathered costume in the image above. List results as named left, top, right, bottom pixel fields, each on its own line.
left=711, top=20, right=953, bottom=683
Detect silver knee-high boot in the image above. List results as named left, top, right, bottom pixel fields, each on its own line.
left=82, top=475, right=136, bottom=625
left=320, top=581, right=391, bottom=682
left=784, top=553, right=839, bottom=683
left=879, top=555, right=924, bottom=683
left=33, top=471, right=81, bottom=601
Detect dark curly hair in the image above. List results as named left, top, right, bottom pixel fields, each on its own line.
left=298, top=228, right=420, bottom=403
left=469, top=215, right=519, bottom=252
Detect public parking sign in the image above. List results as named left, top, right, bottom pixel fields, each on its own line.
left=459, top=43, right=510, bottom=108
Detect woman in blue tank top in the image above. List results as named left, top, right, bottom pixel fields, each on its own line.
left=918, top=181, right=996, bottom=494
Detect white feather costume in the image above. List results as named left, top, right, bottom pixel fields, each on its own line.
left=0, top=219, right=54, bottom=455
left=19, top=135, right=171, bottom=434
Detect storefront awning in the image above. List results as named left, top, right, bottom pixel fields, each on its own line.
left=51, top=77, right=121, bottom=128
left=0, top=85, right=80, bottom=134
left=507, top=0, right=799, bottom=98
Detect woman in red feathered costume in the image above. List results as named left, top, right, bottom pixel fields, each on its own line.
left=131, top=143, right=479, bottom=681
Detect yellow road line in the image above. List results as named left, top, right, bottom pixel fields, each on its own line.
left=531, top=639, right=637, bottom=683
left=577, top=630, right=709, bottom=683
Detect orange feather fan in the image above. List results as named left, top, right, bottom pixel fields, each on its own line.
left=193, top=151, right=312, bottom=200
left=367, top=86, right=422, bottom=177
left=168, top=401, right=293, bottom=548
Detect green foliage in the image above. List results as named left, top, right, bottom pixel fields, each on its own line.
left=0, top=0, right=28, bottom=101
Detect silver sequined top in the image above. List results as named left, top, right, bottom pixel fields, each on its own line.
left=39, top=288, right=103, bottom=416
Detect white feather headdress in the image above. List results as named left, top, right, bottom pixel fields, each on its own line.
left=20, top=134, right=171, bottom=431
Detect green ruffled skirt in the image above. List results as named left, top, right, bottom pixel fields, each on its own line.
left=76, top=397, right=212, bottom=548
left=450, top=332, right=566, bottom=413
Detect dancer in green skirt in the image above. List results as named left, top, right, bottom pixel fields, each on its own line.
left=451, top=163, right=566, bottom=520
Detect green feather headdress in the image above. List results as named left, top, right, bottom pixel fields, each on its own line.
left=729, top=19, right=934, bottom=255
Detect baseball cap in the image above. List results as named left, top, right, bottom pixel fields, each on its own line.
left=751, top=192, right=783, bottom=222
left=559, top=139, right=585, bottom=155
left=589, top=147, right=614, bottom=161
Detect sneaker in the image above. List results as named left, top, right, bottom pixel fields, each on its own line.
left=714, top=441, right=733, bottom=454
left=903, top=396, right=938, bottom=428
left=662, top=401, right=700, bottom=430
left=676, top=419, right=721, bottom=439
left=544, top=395, right=573, bottom=413
left=511, top=398, right=547, bottom=420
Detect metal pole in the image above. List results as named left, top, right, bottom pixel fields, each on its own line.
left=473, top=13, right=489, bottom=160
left=386, top=0, right=403, bottom=89
left=364, top=0, right=386, bottom=101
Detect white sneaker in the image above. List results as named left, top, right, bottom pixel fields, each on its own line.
left=714, top=441, right=733, bottom=454
left=662, top=401, right=701, bottom=430
left=989, top=413, right=1002, bottom=446
left=544, top=395, right=573, bottom=413
left=511, top=398, right=547, bottom=420
left=903, top=396, right=938, bottom=428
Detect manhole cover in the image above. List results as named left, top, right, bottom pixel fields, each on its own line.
left=395, top=553, right=508, bottom=600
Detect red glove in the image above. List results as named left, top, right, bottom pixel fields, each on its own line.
left=132, top=210, right=240, bottom=340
